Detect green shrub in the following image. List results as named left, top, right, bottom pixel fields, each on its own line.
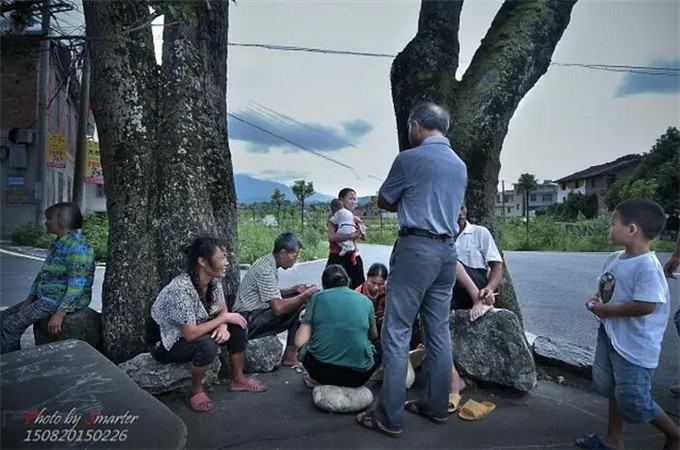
left=237, top=219, right=328, bottom=264
left=10, top=223, right=53, bottom=248
left=81, top=213, right=109, bottom=262
left=498, top=216, right=675, bottom=252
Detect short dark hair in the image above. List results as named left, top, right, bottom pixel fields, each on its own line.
left=273, top=232, right=304, bottom=253
left=408, top=102, right=450, bottom=134
left=45, top=202, right=83, bottom=230
left=615, top=199, right=666, bottom=240
left=338, top=188, right=356, bottom=200
left=367, top=263, right=388, bottom=280
left=330, top=198, right=343, bottom=213
left=322, top=264, right=350, bottom=289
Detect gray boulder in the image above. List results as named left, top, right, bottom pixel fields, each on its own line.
left=312, top=385, right=373, bottom=413
left=533, top=336, right=594, bottom=378
left=34, top=307, right=102, bottom=350
left=119, top=352, right=221, bottom=394
left=450, top=309, right=536, bottom=392
left=244, top=335, right=283, bottom=373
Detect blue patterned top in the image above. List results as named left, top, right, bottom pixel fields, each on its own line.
left=29, top=231, right=95, bottom=312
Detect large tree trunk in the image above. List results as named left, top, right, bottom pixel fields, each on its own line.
left=391, top=0, right=578, bottom=323
left=84, top=0, right=237, bottom=362
left=156, top=2, right=239, bottom=295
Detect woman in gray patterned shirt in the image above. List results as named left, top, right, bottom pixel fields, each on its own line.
left=150, top=235, right=247, bottom=413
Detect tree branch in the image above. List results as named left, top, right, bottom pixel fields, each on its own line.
left=390, top=0, right=464, bottom=151
left=449, top=0, right=578, bottom=226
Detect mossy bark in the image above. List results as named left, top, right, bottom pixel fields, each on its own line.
left=391, top=0, right=578, bottom=324
left=83, top=0, right=237, bottom=363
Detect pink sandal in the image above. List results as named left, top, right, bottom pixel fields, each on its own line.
left=188, top=392, right=214, bottom=413
left=229, top=377, right=268, bottom=393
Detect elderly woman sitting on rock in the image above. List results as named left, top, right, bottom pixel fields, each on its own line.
left=150, top=234, right=247, bottom=413
left=295, top=264, right=380, bottom=388
left=1, top=202, right=95, bottom=354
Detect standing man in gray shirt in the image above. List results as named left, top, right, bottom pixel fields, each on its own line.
left=357, top=102, right=467, bottom=437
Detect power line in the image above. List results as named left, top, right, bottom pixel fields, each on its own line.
left=228, top=111, right=383, bottom=183
left=247, top=100, right=359, bottom=149
left=228, top=42, right=680, bottom=76
left=229, top=42, right=396, bottom=59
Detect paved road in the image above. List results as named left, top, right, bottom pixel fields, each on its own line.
left=1, top=251, right=105, bottom=310
left=2, top=245, right=677, bottom=415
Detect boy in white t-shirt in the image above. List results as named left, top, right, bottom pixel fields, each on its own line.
left=329, top=199, right=366, bottom=261
left=576, top=200, right=678, bottom=450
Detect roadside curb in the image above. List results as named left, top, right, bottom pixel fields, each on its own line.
left=1, top=243, right=328, bottom=271
left=525, top=331, right=594, bottom=379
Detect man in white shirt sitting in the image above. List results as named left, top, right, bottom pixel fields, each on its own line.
left=452, top=205, right=504, bottom=322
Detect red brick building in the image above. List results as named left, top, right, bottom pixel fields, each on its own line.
left=1, top=34, right=104, bottom=234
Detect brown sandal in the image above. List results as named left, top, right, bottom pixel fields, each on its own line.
left=404, top=400, right=447, bottom=424
left=356, top=411, right=403, bottom=438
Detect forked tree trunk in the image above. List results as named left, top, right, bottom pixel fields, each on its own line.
left=391, top=0, right=578, bottom=323
left=84, top=0, right=238, bottom=362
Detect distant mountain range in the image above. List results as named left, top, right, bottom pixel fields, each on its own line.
left=234, top=174, right=334, bottom=204
left=234, top=174, right=373, bottom=205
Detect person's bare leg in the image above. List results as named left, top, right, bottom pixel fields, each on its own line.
left=450, top=365, right=466, bottom=394
left=599, top=398, right=625, bottom=449
left=229, top=351, right=252, bottom=385
left=190, top=366, right=209, bottom=395
left=650, top=412, right=680, bottom=449
left=281, top=345, right=302, bottom=367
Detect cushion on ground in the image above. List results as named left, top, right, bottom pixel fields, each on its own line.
left=33, top=307, right=102, bottom=350
left=312, top=385, right=373, bottom=413
left=450, top=308, right=537, bottom=392
left=118, top=352, right=221, bottom=394
left=244, top=335, right=283, bottom=373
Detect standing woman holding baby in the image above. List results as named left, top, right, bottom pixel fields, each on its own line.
left=326, top=188, right=365, bottom=289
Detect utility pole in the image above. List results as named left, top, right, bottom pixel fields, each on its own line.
left=501, top=179, right=506, bottom=219
left=35, top=0, right=51, bottom=225
left=72, top=45, right=91, bottom=211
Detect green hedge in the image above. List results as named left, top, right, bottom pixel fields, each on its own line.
left=498, top=217, right=675, bottom=252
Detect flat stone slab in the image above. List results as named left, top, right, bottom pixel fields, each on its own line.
left=0, top=340, right=186, bottom=449
left=533, top=335, right=594, bottom=378
left=119, top=352, right=221, bottom=395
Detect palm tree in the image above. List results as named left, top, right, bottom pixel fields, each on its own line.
left=517, top=173, right=538, bottom=240
left=270, top=188, right=286, bottom=227
left=291, top=180, right=315, bottom=231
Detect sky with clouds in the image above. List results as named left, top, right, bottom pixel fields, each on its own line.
left=223, top=0, right=679, bottom=197
left=59, top=0, right=679, bottom=198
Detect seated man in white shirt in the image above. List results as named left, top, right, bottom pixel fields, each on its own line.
left=447, top=205, right=506, bottom=397
left=452, top=205, right=504, bottom=322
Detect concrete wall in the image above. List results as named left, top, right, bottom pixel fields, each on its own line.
left=83, top=183, right=107, bottom=214
left=557, top=180, right=587, bottom=203
left=1, top=38, right=79, bottom=235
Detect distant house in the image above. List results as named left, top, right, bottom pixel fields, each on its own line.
left=494, top=189, right=516, bottom=216
left=555, top=154, right=641, bottom=214
left=496, top=180, right=557, bottom=217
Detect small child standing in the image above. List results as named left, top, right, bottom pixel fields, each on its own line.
left=576, top=199, right=678, bottom=450
left=329, top=198, right=361, bottom=258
